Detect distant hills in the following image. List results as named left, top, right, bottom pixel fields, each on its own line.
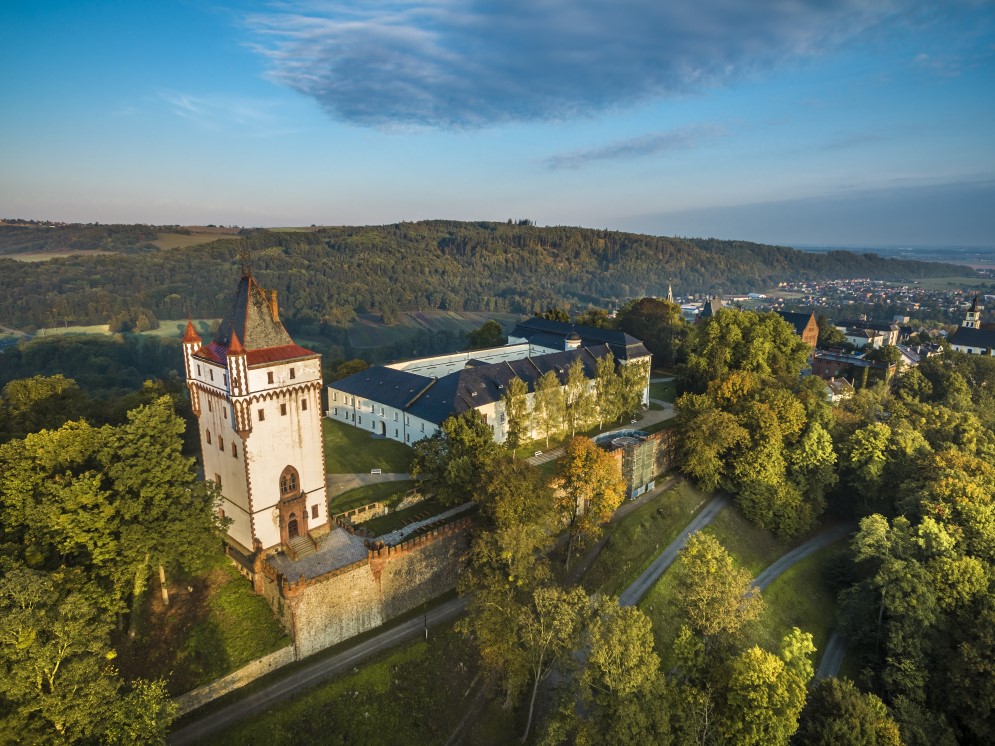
left=0, top=220, right=974, bottom=333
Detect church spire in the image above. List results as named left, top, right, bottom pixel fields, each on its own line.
left=667, top=282, right=674, bottom=304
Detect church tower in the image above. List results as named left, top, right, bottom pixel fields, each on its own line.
left=964, top=295, right=982, bottom=329
left=183, top=272, right=328, bottom=555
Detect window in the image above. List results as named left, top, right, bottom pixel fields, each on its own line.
left=281, top=403, right=287, bottom=416
left=223, top=406, right=228, bottom=417
left=358, top=416, right=362, bottom=425
left=258, top=408, right=265, bottom=421
left=405, top=434, right=410, bottom=443
left=219, top=437, right=224, bottom=451
left=302, top=399, right=308, bottom=411
left=232, top=442, right=238, bottom=458
left=421, top=422, right=425, bottom=432
left=280, top=468, right=299, bottom=495
left=379, top=407, right=384, bottom=415
left=223, top=373, right=228, bottom=386
left=207, top=399, right=213, bottom=412
left=333, top=392, right=338, bottom=402
left=214, top=473, right=222, bottom=488
left=268, top=372, right=274, bottom=384
left=206, top=429, right=212, bottom=445
left=394, top=412, right=398, bottom=421
left=334, top=407, right=338, bottom=416
left=209, top=369, right=214, bottom=381
left=289, top=368, right=296, bottom=380
left=197, top=365, right=201, bottom=375
left=395, top=429, right=399, bottom=437
left=218, top=507, right=225, bottom=520
left=311, top=504, right=319, bottom=519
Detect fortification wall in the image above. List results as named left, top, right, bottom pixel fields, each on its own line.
left=282, top=518, right=471, bottom=659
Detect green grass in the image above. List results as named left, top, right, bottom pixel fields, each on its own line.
left=583, top=481, right=709, bottom=596
left=347, top=310, right=519, bottom=348
left=328, top=480, right=416, bottom=515
left=209, top=624, right=510, bottom=746
left=754, top=544, right=847, bottom=664
left=640, top=417, right=679, bottom=434
left=360, top=497, right=447, bottom=537
left=322, top=418, right=413, bottom=474
left=152, top=232, right=224, bottom=250
left=700, top=506, right=794, bottom=575
left=890, top=276, right=987, bottom=291
left=649, top=379, right=677, bottom=403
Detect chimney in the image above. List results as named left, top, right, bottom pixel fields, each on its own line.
left=269, top=290, right=279, bottom=322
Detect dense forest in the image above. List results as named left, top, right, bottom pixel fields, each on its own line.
left=0, top=221, right=971, bottom=333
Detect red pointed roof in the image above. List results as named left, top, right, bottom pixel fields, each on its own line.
left=228, top=329, right=245, bottom=356
left=183, top=318, right=202, bottom=344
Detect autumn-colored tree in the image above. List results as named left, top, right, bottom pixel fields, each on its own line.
left=502, top=376, right=530, bottom=452
left=554, top=437, right=626, bottom=567
left=794, top=677, right=901, bottom=746
left=534, top=370, right=565, bottom=446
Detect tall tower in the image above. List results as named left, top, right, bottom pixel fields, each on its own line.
left=667, top=282, right=674, bottom=304
left=964, top=295, right=981, bottom=329
left=183, top=272, right=328, bottom=555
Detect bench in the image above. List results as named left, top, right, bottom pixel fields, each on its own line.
left=534, top=451, right=543, bottom=457
left=370, top=468, right=382, bottom=475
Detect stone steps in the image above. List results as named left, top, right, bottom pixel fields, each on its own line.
left=287, top=534, right=317, bottom=560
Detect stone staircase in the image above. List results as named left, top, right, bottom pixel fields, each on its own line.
left=286, top=533, right=318, bottom=560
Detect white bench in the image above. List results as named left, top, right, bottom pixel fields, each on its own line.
left=371, top=468, right=382, bottom=475
left=534, top=451, right=543, bottom=457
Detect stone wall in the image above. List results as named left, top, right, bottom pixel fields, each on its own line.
left=275, top=518, right=471, bottom=659
left=173, top=645, right=296, bottom=716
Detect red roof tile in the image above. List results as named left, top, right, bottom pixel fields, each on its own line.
left=246, top=344, right=317, bottom=366
left=183, top=319, right=202, bottom=344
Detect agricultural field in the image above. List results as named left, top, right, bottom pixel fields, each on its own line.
left=32, top=318, right=218, bottom=339
left=6, top=249, right=116, bottom=262
left=152, top=232, right=228, bottom=250
left=347, top=310, right=519, bottom=348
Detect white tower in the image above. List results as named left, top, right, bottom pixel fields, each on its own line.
left=183, top=272, right=328, bottom=555
left=964, top=296, right=982, bottom=329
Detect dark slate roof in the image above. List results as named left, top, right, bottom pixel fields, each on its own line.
left=194, top=274, right=316, bottom=366
left=332, top=344, right=615, bottom=426
left=332, top=367, right=434, bottom=410
left=950, top=326, right=995, bottom=350
left=774, top=310, right=815, bottom=337
left=509, top=317, right=650, bottom=361
left=699, top=297, right=725, bottom=319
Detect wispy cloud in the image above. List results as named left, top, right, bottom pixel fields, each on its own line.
left=157, top=91, right=297, bottom=136
left=543, top=125, right=722, bottom=170
left=243, top=0, right=970, bottom=129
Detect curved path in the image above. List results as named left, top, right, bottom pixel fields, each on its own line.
left=618, top=494, right=729, bottom=606
left=752, top=522, right=855, bottom=591
left=815, top=631, right=847, bottom=680
left=168, top=596, right=467, bottom=746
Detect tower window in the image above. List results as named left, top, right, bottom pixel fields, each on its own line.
left=258, top=408, right=265, bottom=421
left=206, top=429, right=212, bottom=445
left=301, top=399, right=308, bottom=411
left=290, top=368, right=296, bottom=379
left=223, top=406, right=228, bottom=417
left=311, top=504, right=318, bottom=519
left=219, top=437, right=224, bottom=451
left=207, top=399, right=213, bottom=413
left=268, top=372, right=274, bottom=384
left=280, top=468, right=299, bottom=495
left=209, top=369, right=214, bottom=381
left=281, top=403, right=288, bottom=416
left=215, top=473, right=222, bottom=488
left=197, top=365, right=201, bottom=375
left=223, top=373, right=228, bottom=386
left=231, top=442, right=238, bottom=458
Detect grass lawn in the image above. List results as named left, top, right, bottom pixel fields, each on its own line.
left=119, top=557, right=289, bottom=696
left=210, top=624, right=516, bottom=746
left=328, top=480, right=416, bottom=515
left=700, top=506, right=794, bottom=575
left=360, top=497, right=448, bottom=536
left=583, top=481, right=709, bottom=596
left=152, top=232, right=225, bottom=250
left=323, top=418, right=413, bottom=474
left=649, top=379, right=677, bottom=403
left=641, top=417, right=679, bottom=435
left=754, top=544, right=847, bottom=664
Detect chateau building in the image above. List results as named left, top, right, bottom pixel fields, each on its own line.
left=950, top=296, right=995, bottom=355
left=183, top=272, right=328, bottom=555
left=774, top=310, right=819, bottom=349
left=328, top=318, right=651, bottom=446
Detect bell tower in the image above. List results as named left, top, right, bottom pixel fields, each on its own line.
left=184, top=270, right=328, bottom=555
left=964, top=296, right=982, bottom=329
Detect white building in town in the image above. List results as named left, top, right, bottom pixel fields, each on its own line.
left=327, top=318, right=652, bottom=446
left=949, top=296, right=995, bottom=355
left=183, top=272, right=328, bottom=555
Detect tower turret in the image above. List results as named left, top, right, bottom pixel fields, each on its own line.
left=965, top=295, right=982, bottom=329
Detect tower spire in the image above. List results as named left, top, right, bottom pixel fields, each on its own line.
left=667, top=282, right=674, bottom=304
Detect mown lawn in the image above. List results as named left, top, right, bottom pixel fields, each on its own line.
left=361, top=497, right=448, bottom=537
left=700, top=506, right=794, bottom=575
left=583, top=481, right=709, bottom=596
left=323, top=418, right=413, bottom=474
left=649, top=379, right=677, bottom=403
left=210, top=624, right=516, bottom=746
left=328, top=480, right=417, bottom=515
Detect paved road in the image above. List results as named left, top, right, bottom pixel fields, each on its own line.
left=326, top=471, right=413, bottom=499
left=752, top=523, right=855, bottom=591
left=168, top=596, right=467, bottom=745
left=816, top=631, right=847, bottom=680
left=618, top=494, right=730, bottom=606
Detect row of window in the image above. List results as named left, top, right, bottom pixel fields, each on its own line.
left=267, top=368, right=297, bottom=384
left=196, top=364, right=301, bottom=388
left=256, top=398, right=309, bottom=422
left=205, top=430, right=239, bottom=458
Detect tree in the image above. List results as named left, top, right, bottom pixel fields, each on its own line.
left=617, top=297, right=688, bottom=367
left=539, top=308, right=571, bottom=323
left=564, top=358, right=590, bottom=437
left=673, top=532, right=763, bottom=640
left=594, top=353, right=621, bottom=427
left=534, top=370, right=565, bottom=447
left=794, top=677, right=901, bottom=746
left=411, top=409, right=499, bottom=505
left=817, top=315, right=847, bottom=348
left=554, top=437, right=626, bottom=567
left=502, top=376, right=530, bottom=451
left=327, top=358, right=368, bottom=382
left=618, top=360, right=649, bottom=421
left=467, top=319, right=507, bottom=350
left=720, top=630, right=814, bottom=746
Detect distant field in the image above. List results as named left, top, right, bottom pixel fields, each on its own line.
left=153, top=232, right=226, bottom=250
left=33, top=318, right=218, bottom=338
left=347, top=310, right=520, bottom=348
left=889, top=276, right=990, bottom=291
left=7, top=249, right=116, bottom=262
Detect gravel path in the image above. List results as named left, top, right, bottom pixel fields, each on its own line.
left=752, top=523, right=855, bottom=591
left=816, top=631, right=847, bottom=679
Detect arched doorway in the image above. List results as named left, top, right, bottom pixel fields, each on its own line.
left=278, top=465, right=308, bottom=546
left=380, top=421, right=386, bottom=436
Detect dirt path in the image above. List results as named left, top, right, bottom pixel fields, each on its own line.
left=815, top=631, right=847, bottom=679
left=752, top=523, right=855, bottom=591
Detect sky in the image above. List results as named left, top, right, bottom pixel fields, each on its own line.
left=1, top=0, right=993, bottom=247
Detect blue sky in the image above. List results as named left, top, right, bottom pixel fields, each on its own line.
left=2, top=0, right=993, bottom=247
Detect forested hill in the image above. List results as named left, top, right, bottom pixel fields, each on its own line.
left=0, top=220, right=971, bottom=331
